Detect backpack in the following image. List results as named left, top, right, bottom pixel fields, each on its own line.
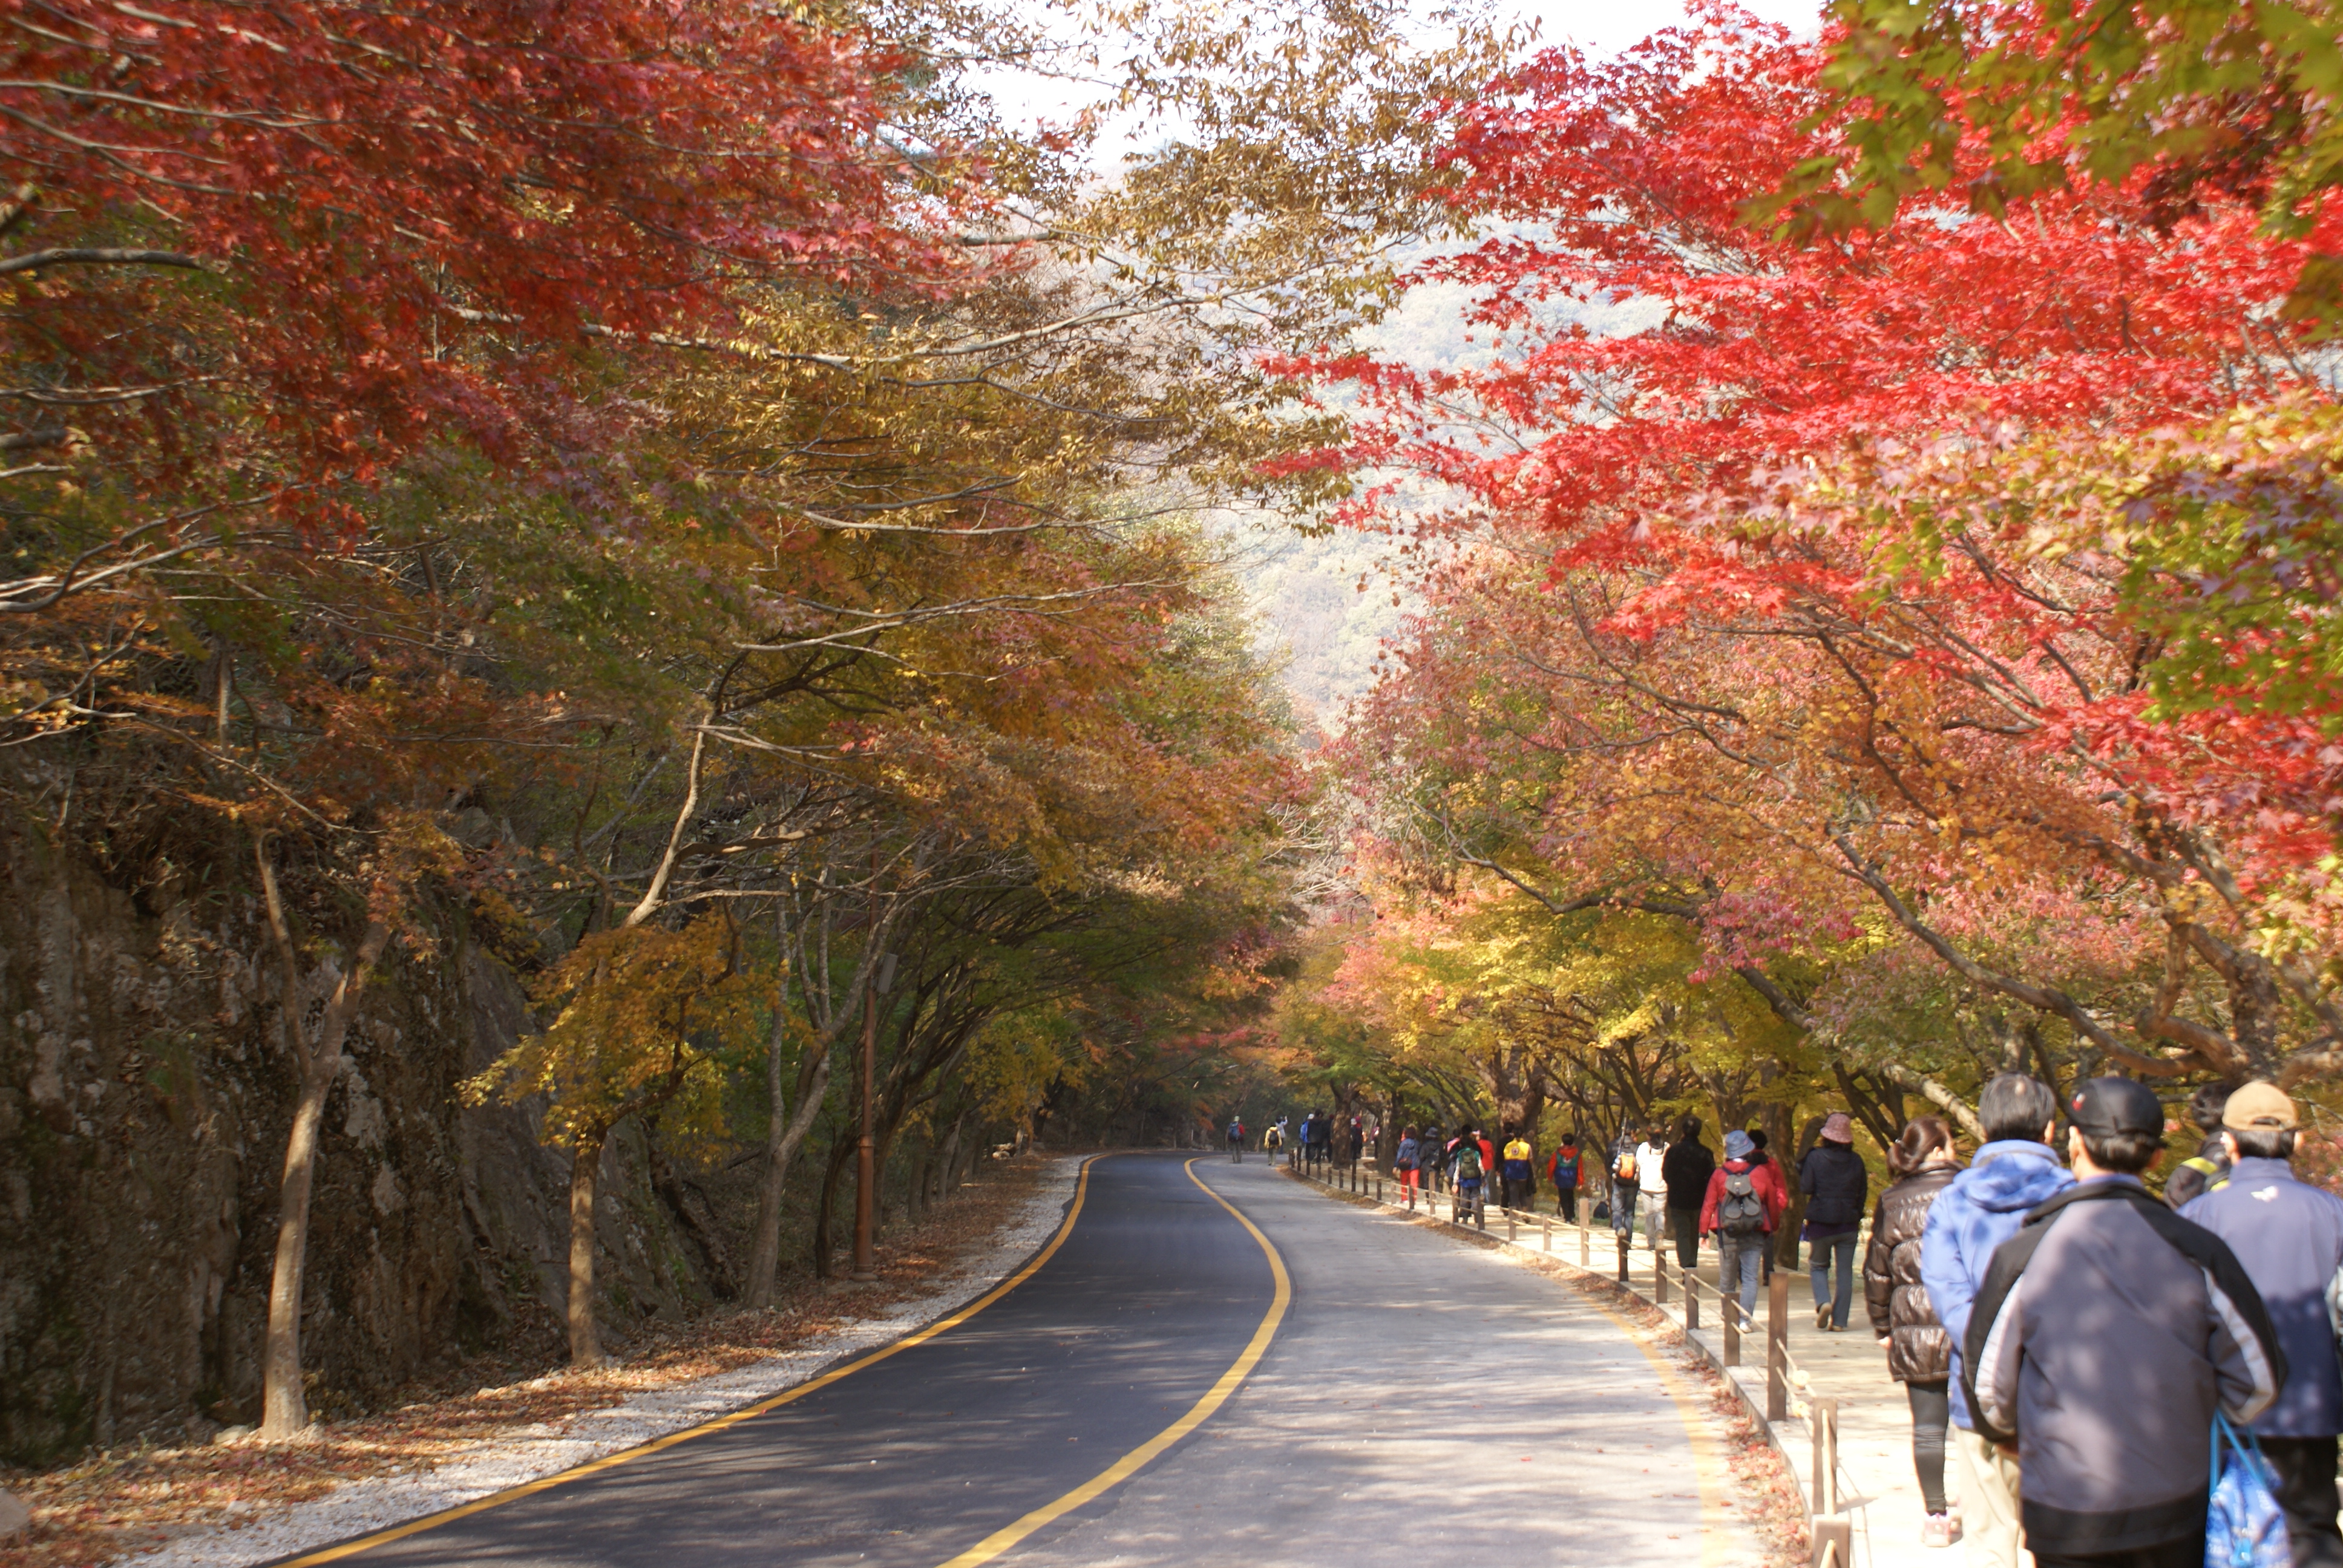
left=1717, top=1168, right=1767, bottom=1236
left=1614, top=1148, right=1637, bottom=1184
left=1453, top=1142, right=1484, bottom=1180
left=2207, top=1413, right=2291, bottom=1568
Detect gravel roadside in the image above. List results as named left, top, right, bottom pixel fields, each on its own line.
left=5, top=1157, right=1084, bottom=1568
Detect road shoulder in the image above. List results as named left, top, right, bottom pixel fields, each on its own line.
left=11, top=1160, right=1081, bottom=1568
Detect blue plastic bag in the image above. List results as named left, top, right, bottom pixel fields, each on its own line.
left=2206, top=1413, right=2291, bottom=1568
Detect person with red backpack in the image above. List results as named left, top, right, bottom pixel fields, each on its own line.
left=1702, top=1129, right=1787, bottom=1321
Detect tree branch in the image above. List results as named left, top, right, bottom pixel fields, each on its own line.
left=0, top=246, right=202, bottom=275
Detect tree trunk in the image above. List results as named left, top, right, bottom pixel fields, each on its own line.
left=647, top=1135, right=736, bottom=1300
left=745, top=1048, right=831, bottom=1310
left=1772, top=1109, right=1824, bottom=1270
left=258, top=1052, right=336, bottom=1440
left=936, top=1109, right=968, bottom=1203
left=568, top=1126, right=610, bottom=1366
left=252, top=839, right=388, bottom=1443
left=813, top=1130, right=852, bottom=1278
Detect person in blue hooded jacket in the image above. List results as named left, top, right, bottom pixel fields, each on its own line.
left=1919, top=1074, right=2073, bottom=1568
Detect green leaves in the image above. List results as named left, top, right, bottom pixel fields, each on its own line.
left=1800, top=0, right=2343, bottom=324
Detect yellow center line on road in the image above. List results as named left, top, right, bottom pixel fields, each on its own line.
left=928, top=1157, right=1291, bottom=1568
left=272, top=1156, right=1103, bottom=1568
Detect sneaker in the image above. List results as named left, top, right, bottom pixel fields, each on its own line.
left=1816, top=1302, right=1832, bottom=1330
left=1921, top=1514, right=1953, bottom=1549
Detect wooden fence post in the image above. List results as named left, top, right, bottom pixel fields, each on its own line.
left=1722, top=1278, right=1740, bottom=1367
left=1686, top=1272, right=1700, bottom=1331
left=1655, top=1249, right=1668, bottom=1304
left=1616, top=1232, right=1630, bottom=1284
left=1812, top=1397, right=1839, bottom=1514
left=1767, top=1269, right=1790, bottom=1422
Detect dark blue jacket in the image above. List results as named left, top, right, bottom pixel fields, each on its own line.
left=1798, top=1142, right=1869, bottom=1233
left=2182, top=1156, right=2343, bottom=1438
left=1919, top=1138, right=2074, bottom=1429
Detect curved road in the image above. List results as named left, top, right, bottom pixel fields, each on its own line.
left=272, top=1155, right=1757, bottom=1568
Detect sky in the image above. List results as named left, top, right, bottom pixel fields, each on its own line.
left=1515, top=0, right=1818, bottom=55
left=974, top=0, right=1824, bottom=154
left=974, top=0, right=1828, bottom=724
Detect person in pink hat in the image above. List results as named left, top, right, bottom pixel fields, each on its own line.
left=1801, top=1111, right=1870, bottom=1331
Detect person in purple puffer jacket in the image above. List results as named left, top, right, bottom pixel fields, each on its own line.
left=1919, top=1074, right=2074, bottom=1568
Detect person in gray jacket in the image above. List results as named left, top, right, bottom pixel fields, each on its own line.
left=1965, top=1077, right=2286, bottom=1568
left=2181, top=1083, right=2343, bottom=1568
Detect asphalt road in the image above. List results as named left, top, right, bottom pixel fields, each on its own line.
left=274, top=1154, right=1756, bottom=1568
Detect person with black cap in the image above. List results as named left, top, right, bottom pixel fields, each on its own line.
left=1965, top=1077, right=2287, bottom=1568
left=2181, top=1083, right=2343, bottom=1568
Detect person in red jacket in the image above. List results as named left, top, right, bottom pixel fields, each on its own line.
left=1701, top=1129, right=1788, bottom=1321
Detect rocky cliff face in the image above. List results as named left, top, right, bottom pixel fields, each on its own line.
left=0, top=818, right=721, bottom=1465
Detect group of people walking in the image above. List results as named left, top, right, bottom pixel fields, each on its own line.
left=1746, top=1076, right=2338, bottom=1568
left=1276, top=1109, right=1376, bottom=1169
left=1372, top=1079, right=2342, bottom=1568
left=1861, top=1073, right=2340, bottom=1568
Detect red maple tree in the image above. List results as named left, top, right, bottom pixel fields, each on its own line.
left=1299, top=7, right=2342, bottom=1088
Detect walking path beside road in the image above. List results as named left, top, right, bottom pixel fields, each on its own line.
left=1296, top=1163, right=1949, bottom=1568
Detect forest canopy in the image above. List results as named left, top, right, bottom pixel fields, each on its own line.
left=1259, top=2, right=2343, bottom=1202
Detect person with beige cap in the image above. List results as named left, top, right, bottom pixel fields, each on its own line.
left=2181, top=1082, right=2343, bottom=1568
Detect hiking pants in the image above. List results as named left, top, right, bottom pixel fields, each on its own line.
left=2262, top=1435, right=2343, bottom=1568
left=1669, top=1206, right=1700, bottom=1268
left=1553, top=1184, right=1576, bottom=1223
left=1952, top=1425, right=2022, bottom=1568
left=1906, top=1379, right=1949, bottom=1515
left=1719, top=1234, right=1763, bottom=1320
left=1637, top=1191, right=1666, bottom=1250
left=1809, top=1230, right=1858, bottom=1328
left=2029, top=1536, right=2201, bottom=1568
